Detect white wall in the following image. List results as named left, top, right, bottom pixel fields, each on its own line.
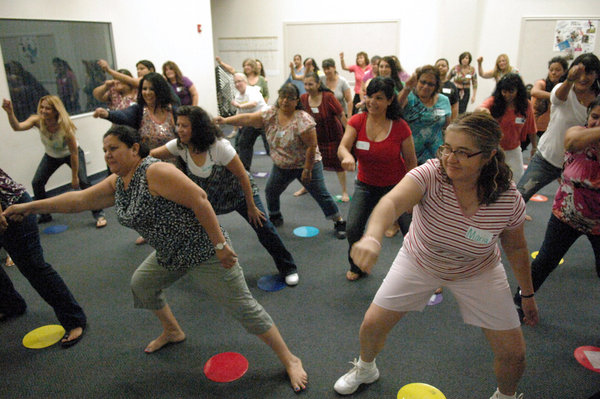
left=0, top=0, right=217, bottom=193
left=211, top=0, right=598, bottom=108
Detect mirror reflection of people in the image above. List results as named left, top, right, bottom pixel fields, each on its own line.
left=52, top=57, right=81, bottom=113
left=2, top=96, right=106, bottom=227
left=82, top=59, right=107, bottom=112
left=4, top=61, right=49, bottom=121
left=3, top=125, right=308, bottom=392
left=334, top=113, right=538, bottom=398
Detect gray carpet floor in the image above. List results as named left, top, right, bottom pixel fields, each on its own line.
left=1, top=141, right=599, bottom=398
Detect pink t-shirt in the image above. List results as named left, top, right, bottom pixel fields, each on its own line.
left=262, top=107, right=320, bottom=169
left=403, top=159, right=526, bottom=280
left=349, top=112, right=411, bottom=187
left=480, top=97, right=537, bottom=151
left=348, top=64, right=372, bottom=94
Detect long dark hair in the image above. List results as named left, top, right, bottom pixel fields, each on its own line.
left=137, top=72, right=176, bottom=109
left=380, top=56, right=403, bottom=92
left=175, top=106, right=223, bottom=153
left=438, top=112, right=512, bottom=205
left=304, top=72, right=332, bottom=93
left=366, top=77, right=403, bottom=120
left=569, top=53, right=600, bottom=95
left=490, top=73, right=528, bottom=118
left=104, top=125, right=150, bottom=158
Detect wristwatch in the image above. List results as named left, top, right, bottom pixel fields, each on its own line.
left=215, top=242, right=227, bottom=251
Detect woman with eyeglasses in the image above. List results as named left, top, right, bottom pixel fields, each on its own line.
left=334, top=112, right=537, bottom=399
left=214, top=83, right=347, bottom=239
left=476, top=73, right=537, bottom=183
left=399, top=65, right=451, bottom=165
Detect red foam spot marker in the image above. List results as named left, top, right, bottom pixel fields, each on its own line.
left=204, top=352, right=249, bottom=382
left=574, top=346, right=600, bottom=373
left=530, top=194, right=548, bottom=202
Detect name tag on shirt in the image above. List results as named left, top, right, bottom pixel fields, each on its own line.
left=442, top=88, right=451, bottom=94
left=276, top=130, right=286, bottom=138
left=465, top=74, right=472, bottom=79
left=311, top=107, right=319, bottom=113
left=515, top=117, right=525, bottom=124
left=356, top=140, right=370, bottom=151
left=434, top=108, right=446, bottom=116
left=465, top=226, right=493, bottom=244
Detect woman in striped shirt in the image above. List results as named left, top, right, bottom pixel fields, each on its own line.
left=334, top=113, right=538, bottom=399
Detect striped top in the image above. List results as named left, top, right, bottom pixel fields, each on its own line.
left=403, top=159, right=525, bottom=280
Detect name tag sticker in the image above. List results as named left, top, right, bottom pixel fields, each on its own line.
left=442, top=88, right=451, bottom=94
left=515, top=117, right=525, bottom=124
left=276, top=130, right=286, bottom=138
left=356, top=140, right=370, bottom=151
left=465, top=74, right=472, bottom=79
left=434, top=108, right=446, bottom=116
left=311, top=107, right=319, bottom=113
left=465, top=226, right=493, bottom=244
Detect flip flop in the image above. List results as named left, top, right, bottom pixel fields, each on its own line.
left=61, top=327, right=85, bottom=348
left=96, top=217, right=107, bottom=228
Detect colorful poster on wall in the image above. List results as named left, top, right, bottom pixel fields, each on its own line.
left=554, top=20, right=597, bottom=53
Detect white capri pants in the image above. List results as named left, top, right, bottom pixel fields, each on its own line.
left=373, top=248, right=521, bottom=330
left=503, top=146, right=524, bottom=183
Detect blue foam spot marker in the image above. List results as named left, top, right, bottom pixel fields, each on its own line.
left=257, top=274, right=286, bottom=292
left=252, top=172, right=269, bottom=178
left=427, top=293, right=443, bottom=306
left=43, top=225, right=68, bottom=234
left=293, top=226, right=319, bottom=237
left=254, top=150, right=267, bottom=156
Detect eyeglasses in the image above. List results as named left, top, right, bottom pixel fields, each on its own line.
left=439, top=144, right=482, bottom=161
left=419, top=80, right=437, bottom=88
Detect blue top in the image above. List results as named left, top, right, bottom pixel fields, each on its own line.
left=404, top=92, right=451, bottom=164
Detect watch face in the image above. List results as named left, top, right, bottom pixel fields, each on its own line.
left=216, top=243, right=225, bottom=250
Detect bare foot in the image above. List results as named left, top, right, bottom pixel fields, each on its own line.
left=346, top=270, right=361, bottom=281
left=135, top=236, right=147, bottom=245
left=341, top=193, right=350, bottom=202
left=62, top=326, right=83, bottom=344
left=5, top=256, right=14, bottom=267
left=96, top=217, right=107, bottom=228
left=285, top=355, right=308, bottom=392
left=293, top=187, right=307, bottom=197
left=434, top=287, right=443, bottom=295
left=525, top=214, right=533, bottom=221
left=144, top=330, right=186, bottom=353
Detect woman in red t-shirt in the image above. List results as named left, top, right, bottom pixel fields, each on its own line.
left=338, top=76, right=417, bottom=281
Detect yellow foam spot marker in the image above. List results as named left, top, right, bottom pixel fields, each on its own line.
left=398, top=383, right=446, bottom=399
left=23, top=324, right=66, bottom=349
left=531, top=251, right=564, bottom=264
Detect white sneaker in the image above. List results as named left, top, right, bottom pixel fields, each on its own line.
left=285, top=273, right=299, bottom=286
left=334, top=359, right=379, bottom=395
left=489, top=389, right=524, bottom=399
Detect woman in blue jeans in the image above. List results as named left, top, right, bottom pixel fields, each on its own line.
left=151, top=106, right=299, bottom=286
left=0, top=167, right=86, bottom=347
left=2, top=96, right=106, bottom=227
left=215, top=83, right=346, bottom=240
left=514, top=97, right=600, bottom=317
left=338, top=77, right=417, bottom=280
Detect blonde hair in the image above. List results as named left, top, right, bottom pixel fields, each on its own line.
left=493, top=54, right=513, bottom=80
left=37, top=95, right=76, bottom=136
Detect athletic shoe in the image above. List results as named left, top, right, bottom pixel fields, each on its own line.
left=334, top=359, right=379, bottom=395
left=334, top=220, right=346, bottom=240
left=489, top=388, right=524, bottom=399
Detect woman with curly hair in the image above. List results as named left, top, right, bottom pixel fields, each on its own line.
left=477, top=73, right=537, bottom=182
left=334, top=112, right=537, bottom=399
left=150, top=105, right=299, bottom=285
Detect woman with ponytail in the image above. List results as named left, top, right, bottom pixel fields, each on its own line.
left=334, top=112, right=537, bottom=399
